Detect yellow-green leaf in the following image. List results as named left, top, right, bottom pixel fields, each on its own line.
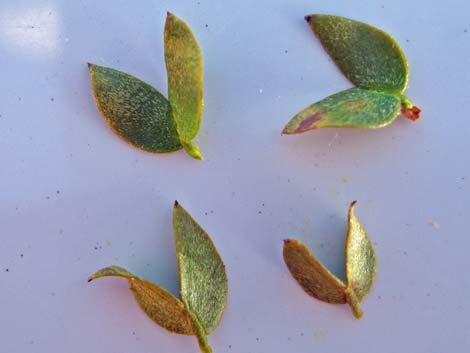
left=306, top=14, right=408, bottom=92
left=345, top=201, right=377, bottom=318
left=283, top=239, right=346, bottom=303
left=164, top=12, right=203, bottom=158
left=173, top=201, right=228, bottom=336
left=88, top=64, right=182, bottom=153
left=282, top=88, right=401, bottom=134
left=88, top=266, right=194, bottom=335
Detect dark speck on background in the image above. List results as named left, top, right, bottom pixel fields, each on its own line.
left=5, top=268, right=9, bottom=272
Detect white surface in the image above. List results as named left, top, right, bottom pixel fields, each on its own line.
left=1, top=0, right=469, bottom=352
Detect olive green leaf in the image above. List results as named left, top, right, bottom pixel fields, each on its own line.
left=282, top=88, right=401, bottom=134
left=88, top=202, right=227, bottom=353
left=88, top=13, right=204, bottom=159
left=173, top=201, right=228, bottom=336
left=307, top=14, right=408, bottom=92
left=282, top=14, right=420, bottom=134
left=283, top=201, right=376, bottom=319
left=89, top=64, right=182, bottom=152
left=165, top=12, right=204, bottom=159
left=88, top=266, right=194, bottom=334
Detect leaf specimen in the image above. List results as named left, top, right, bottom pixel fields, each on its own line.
left=89, top=12, right=204, bottom=160
left=88, top=202, right=227, bottom=353
left=282, top=14, right=421, bottom=135
left=283, top=201, right=376, bottom=319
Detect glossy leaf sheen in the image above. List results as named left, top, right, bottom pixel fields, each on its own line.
left=283, top=202, right=376, bottom=319
left=307, top=14, right=408, bottom=92
left=88, top=266, right=194, bottom=334
left=283, top=88, right=401, bottom=134
left=165, top=13, right=203, bottom=154
left=283, top=240, right=346, bottom=303
left=173, top=202, right=228, bottom=335
left=89, top=64, right=182, bottom=152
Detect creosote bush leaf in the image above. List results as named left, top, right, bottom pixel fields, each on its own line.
left=88, top=266, right=194, bottom=334
left=307, top=14, right=408, bottom=92
left=283, top=201, right=376, bottom=319
left=283, top=239, right=346, bottom=303
left=283, top=88, right=401, bottom=134
left=88, top=13, right=204, bottom=160
left=165, top=12, right=204, bottom=158
left=173, top=201, right=228, bottom=336
left=282, top=14, right=420, bottom=135
left=88, top=202, right=227, bottom=353
left=89, top=64, right=182, bottom=152
left=345, top=201, right=377, bottom=314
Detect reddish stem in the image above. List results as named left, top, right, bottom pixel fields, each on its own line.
left=401, top=105, right=421, bottom=121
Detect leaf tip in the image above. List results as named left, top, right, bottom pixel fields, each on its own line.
left=174, top=200, right=180, bottom=208
left=283, top=239, right=292, bottom=245
left=166, top=11, right=173, bottom=17
left=304, top=15, right=312, bottom=23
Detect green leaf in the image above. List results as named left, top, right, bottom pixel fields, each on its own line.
left=283, top=202, right=376, bottom=319
left=306, top=14, right=408, bottom=92
left=345, top=201, right=377, bottom=318
left=283, top=88, right=401, bottom=134
left=173, top=201, right=228, bottom=336
left=88, top=63, right=182, bottom=153
left=164, top=12, right=203, bottom=158
left=88, top=266, right=194, bottom=335
left=283, top=239, right=347, bottom=303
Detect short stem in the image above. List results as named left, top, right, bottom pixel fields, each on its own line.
left=196, top=334, right=213, bottom=353
left=182, top=141, right=203, bottom=160
left=345, top=287, right=363, bottom=319
left=399, top=94, right=414, bottom=109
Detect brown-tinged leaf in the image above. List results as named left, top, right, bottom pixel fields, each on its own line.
left=283, top=202, right=377, bottom=319
left=88, top=265, right=194, bottom=335
left=283, top=239, right=346, bottom=303
left=344, top=201, right=377, bottom=318
left=282, top=88, right=401, bottom=134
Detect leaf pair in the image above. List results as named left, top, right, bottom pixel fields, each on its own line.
left=283, top=201, right=376, bottom=319
left=88, top=202, right=228, bottom=353
left=282, top=14, right=421, bottom=135
left=89, top=13, right=204, bottom=160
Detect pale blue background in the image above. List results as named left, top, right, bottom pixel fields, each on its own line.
left=1, top=0, right=469, bottom=352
